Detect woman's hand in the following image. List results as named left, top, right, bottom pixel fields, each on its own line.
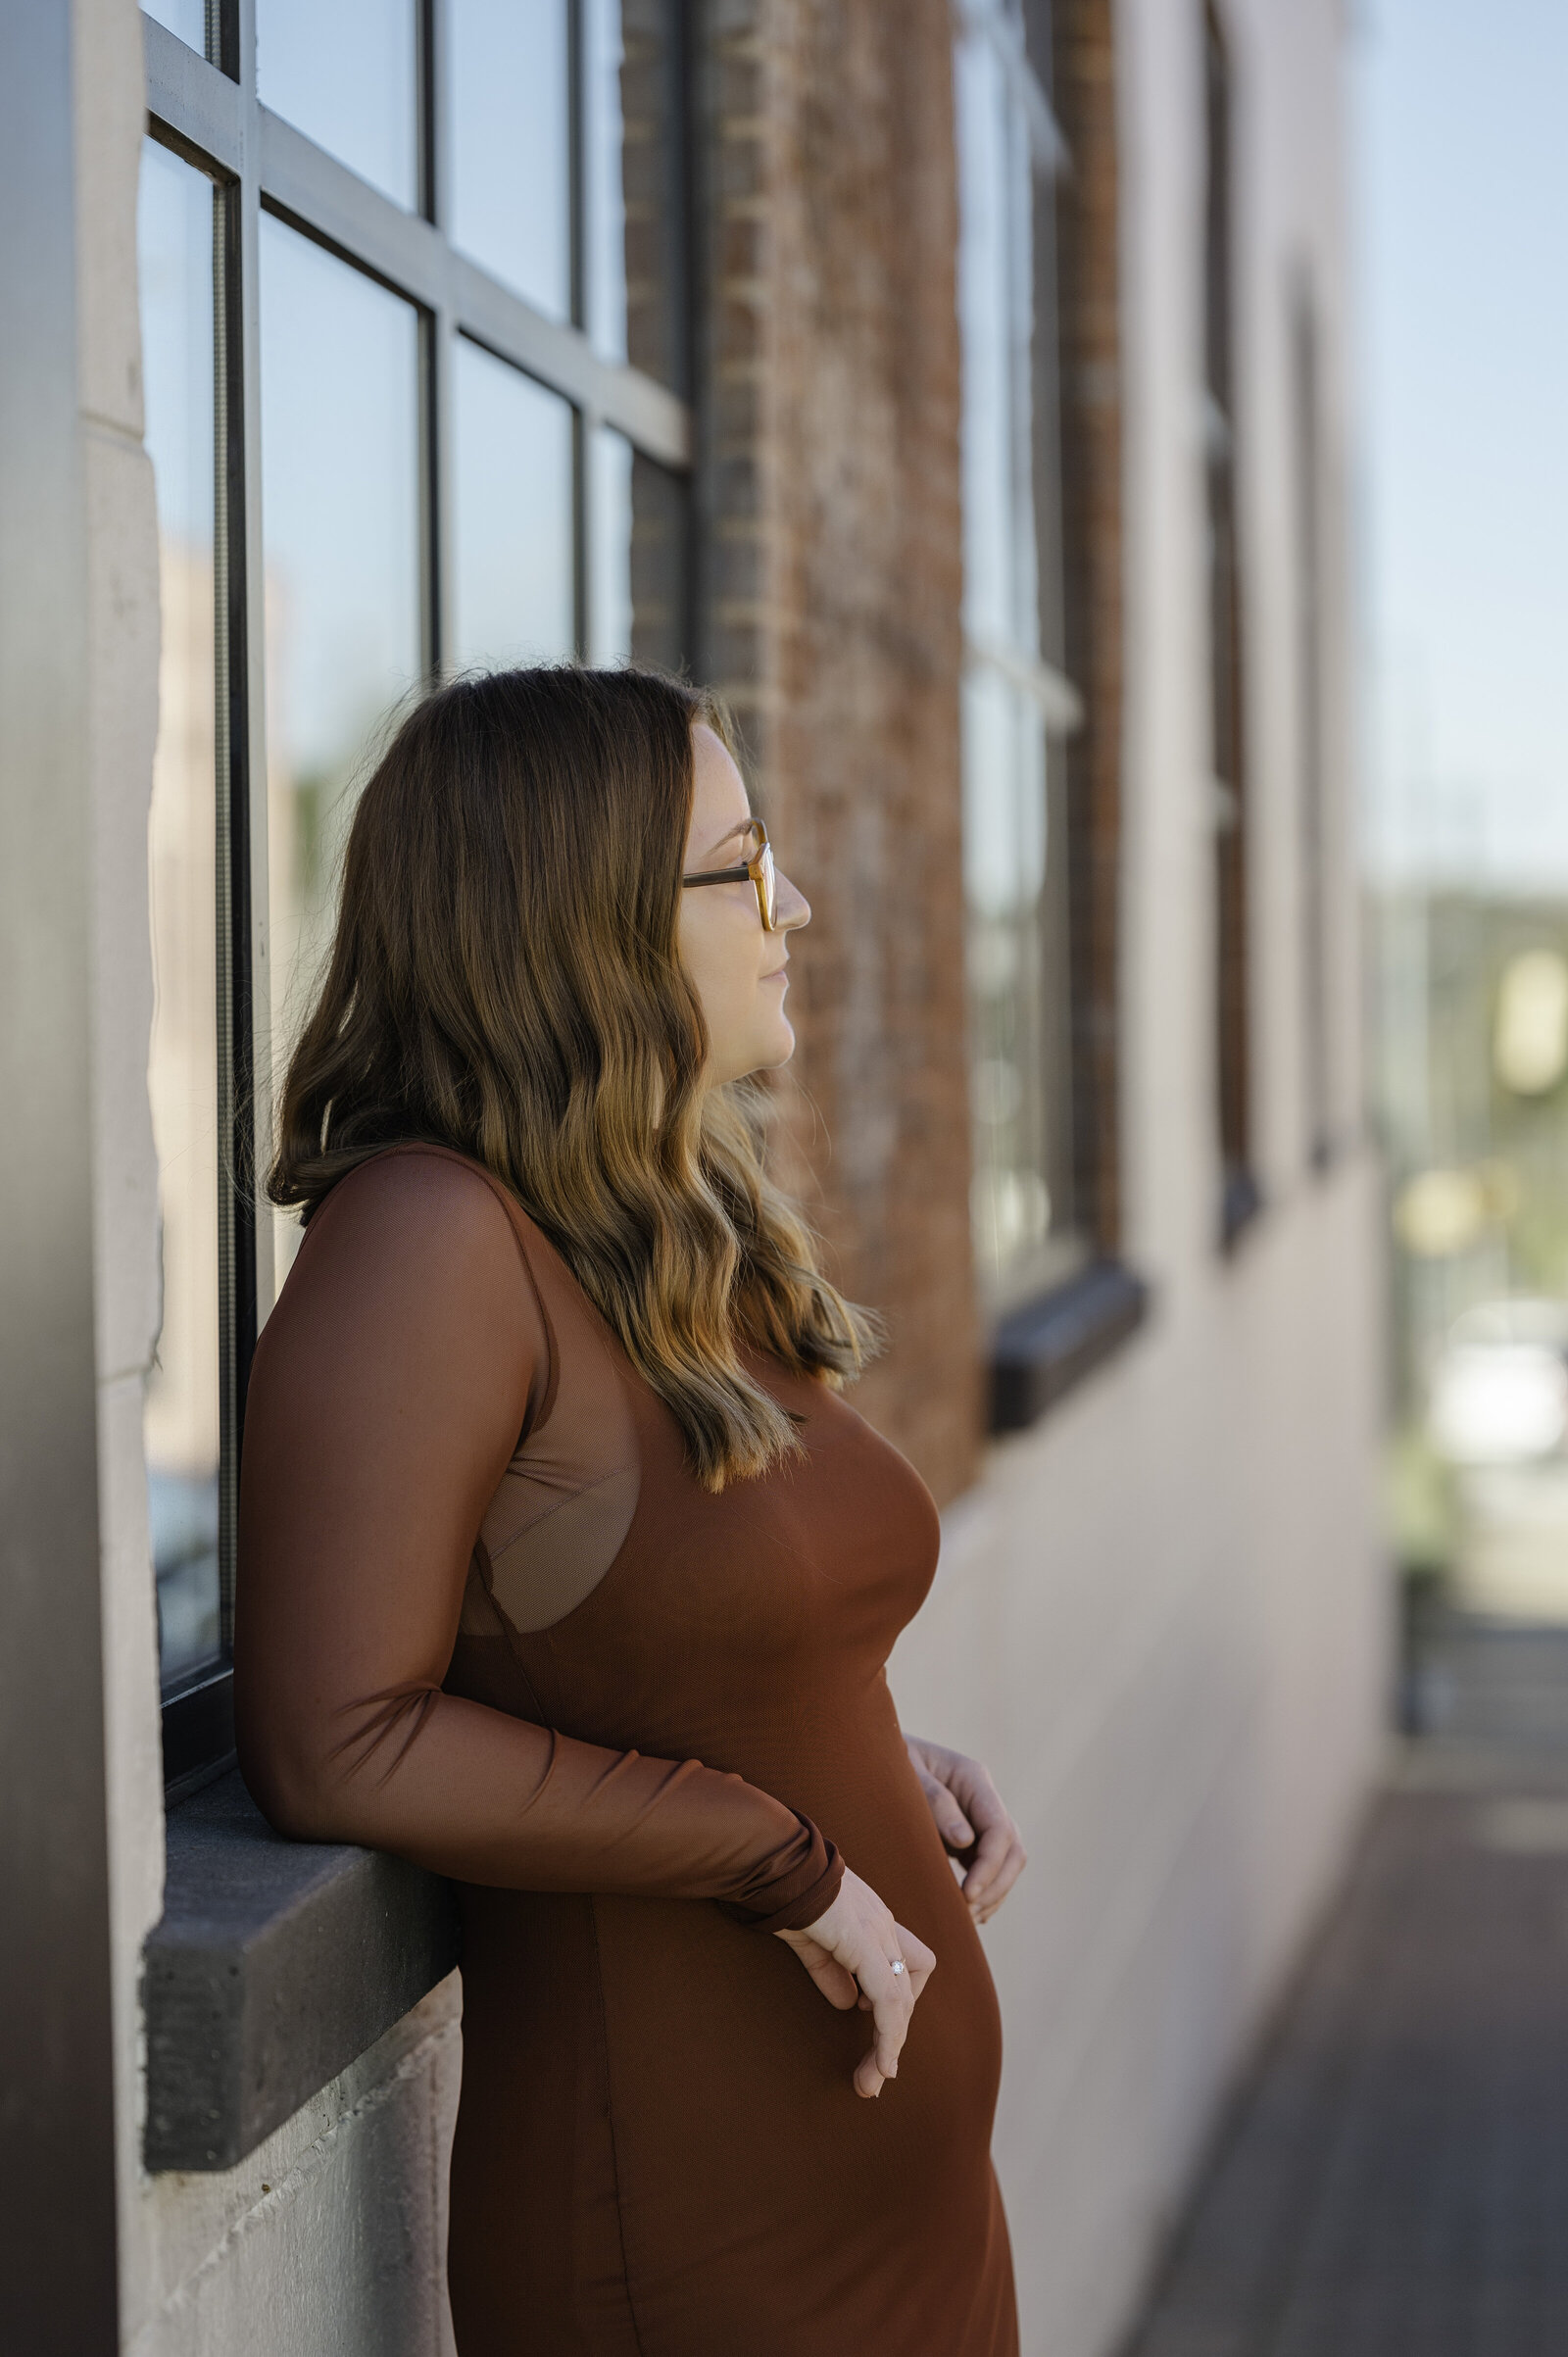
left=775, top=1869, right=936, bottom=2099
left=905, top=1734, right=1027, bottom=1926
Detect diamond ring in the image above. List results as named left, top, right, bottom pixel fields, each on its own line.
left=890, top=1958, right=906, bottom=1976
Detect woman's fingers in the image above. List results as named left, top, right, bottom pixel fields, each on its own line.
left=779, top=1869, right=936, bottom=2097
left=895, top=1923, right=937, bottom=1998
left=936, top=1753, right=1026, bottom=1922
left=914, top=1763, right=976, bottom=1851
left=963, top=1821, right=1028, bottom=1920
left=856, top=1923, right=938, bottom=2094
left=844, top=1940, right=910, bottom=2095
left=784, top=1936, right=861, bottom=2010
left=858, top=1945, right=915, bottom=2094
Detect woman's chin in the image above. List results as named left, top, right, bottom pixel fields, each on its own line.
left=763, top=1015, right=797, bottom=1067
left=720, top=1020, right=796, bottom=1085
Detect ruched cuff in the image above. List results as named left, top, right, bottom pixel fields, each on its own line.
left=722, top=1818, right=845, bottom=1936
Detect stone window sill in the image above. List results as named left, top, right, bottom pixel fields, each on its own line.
left=143, top=1769, right=460, bottom=2173
left=989, top=1257, right=1150, bottom=1432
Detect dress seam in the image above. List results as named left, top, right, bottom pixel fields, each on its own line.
left=587, top=1894, right=650, bottom=2357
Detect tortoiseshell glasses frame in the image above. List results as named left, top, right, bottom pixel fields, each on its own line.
left=680, top=816, right=778, bottom=931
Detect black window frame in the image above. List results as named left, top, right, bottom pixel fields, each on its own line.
left=1202, top=0, right=1259, bottom=1248
left=144, top=0, right=696, bottom=1796
left=1291, top=262, right=1334, bottom=1174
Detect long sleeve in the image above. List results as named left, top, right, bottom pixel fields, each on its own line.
left=233, top=1150, right=842, bottom=1935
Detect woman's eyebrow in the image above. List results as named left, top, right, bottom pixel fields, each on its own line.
left=696, top=817, right=758, bottom=860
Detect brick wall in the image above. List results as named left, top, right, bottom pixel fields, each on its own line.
left=696, top=0, right=981, bottom=1503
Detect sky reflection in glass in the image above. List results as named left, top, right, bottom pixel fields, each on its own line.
left=453, top=339, right=576, bottom=671
left=256, top=0, right=419, bottom=210
left=590, top=426, right=634, bottom=664
left=450, top=0, right=572, bottom=322
left=584, top=0, right=629, bottom=362
left=141, top=0, right=209, bottom=52
left=260, top=219, right=421, bottom=1287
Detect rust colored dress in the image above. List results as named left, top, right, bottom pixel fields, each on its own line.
left=235, top=1144, right=1018, bottom=2355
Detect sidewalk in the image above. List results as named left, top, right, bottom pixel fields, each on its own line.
left=1123, top=1623, right=1568, bottom=2357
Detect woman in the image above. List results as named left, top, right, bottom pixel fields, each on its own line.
left=235, top=666, right=1026, bottom=2354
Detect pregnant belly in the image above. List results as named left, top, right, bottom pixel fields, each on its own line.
left=595, top=1720, right=1004, bottom=2167
left=452, top=1737, right=1005, bottom=2351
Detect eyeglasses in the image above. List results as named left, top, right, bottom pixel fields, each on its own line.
left=680, top=817, right=778, bottom=932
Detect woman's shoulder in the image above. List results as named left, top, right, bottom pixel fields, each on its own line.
left=246, top=1145, right=554, bottom=1480
left=302, top=1142, right=535, bottom=1261
left=270, top=1144, right=549, bottom=1363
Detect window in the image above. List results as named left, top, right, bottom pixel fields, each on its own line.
left=139, top=0, right=693, bottom=1790
left=955, top=0, right=1084, bottom=1313
left=963, top=0, right=1145, bottom=1430
left=139, top=138, right=225, bottom=1702
left=1202, top=1, right=1256, bottom=1240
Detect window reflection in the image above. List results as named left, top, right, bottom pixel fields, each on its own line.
left=956, top=16, right=1078, bottom=1306
left=450, top=0, right=572, bottom=322
left=590, top=426, right=688, bottom=671
left=256, top=0, right=418, bottom=212
left=453, top=341, right=576, bottom=669
left=138, top=138, right=222, bottom=1694
left=962, top=670, right=1070, bottom=1292
left=260, top=219, right=422, bottom=1288
left=142, top=0, right=208, bottom=51
left=584, top=0, right=628, bottom=362
left=957, top=28, right=1054, bottom=669
left=450, top=0, right=686, bottom=385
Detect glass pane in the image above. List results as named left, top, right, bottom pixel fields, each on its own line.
left=450, top=0, right=572, bottom=321
left=256, top=0, right=418, bottom=212
left=956, top=27, right=1040, bottom=662
left=261, top=219, right=422, bottom=1288
left=584, top=0, right=627, bottom=362
left=590, top=425, right=688, bottom=670
left=962, top=666, right=1075, bottom=1304
left=142, top=0, right=209, bottom=51
left=138, top=139, right=222, bottom=1694
left=588, top=0, right=686, bottom=388
left=453, top=340, right=576, bottom=668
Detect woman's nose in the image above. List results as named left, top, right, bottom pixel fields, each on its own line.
left=776, top=871, right=810, bottom=931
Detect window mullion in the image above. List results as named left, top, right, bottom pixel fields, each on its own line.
left=572, top=402, right=589, bottom=662
left=426, top=0, right=452, bottom=233
left=429, top=307, right=458, bottom=677
left=232, top=92, right=274, bottom=1359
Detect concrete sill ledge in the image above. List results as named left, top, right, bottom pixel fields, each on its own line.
left=990, top=1258, right=1150, bottom=1432
left=143, top=1769, right=460, bottom=2173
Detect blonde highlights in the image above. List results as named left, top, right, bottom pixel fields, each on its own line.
left=268, top=665, right=877, bottom=1489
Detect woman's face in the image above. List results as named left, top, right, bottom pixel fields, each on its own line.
left=677, top=723, right=810, bottom=1087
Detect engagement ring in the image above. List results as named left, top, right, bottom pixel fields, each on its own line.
left=891, top=1959, right=906, bottom=1976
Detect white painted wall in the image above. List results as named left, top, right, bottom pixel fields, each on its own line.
left=77, top=0, right=1378, bottom=2350
left=889, top=3, right=1386, bottom=2351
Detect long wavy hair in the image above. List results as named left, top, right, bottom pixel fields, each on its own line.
left=269, top=664, right=878, bottom=1490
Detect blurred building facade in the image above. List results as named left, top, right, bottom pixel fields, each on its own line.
left=1379, top=888, right=1568, bottom=1628
left=0, top=2, right=1382, bottom=2354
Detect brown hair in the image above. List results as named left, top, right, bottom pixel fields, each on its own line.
left=269, top=665, right=877, bottom=1490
